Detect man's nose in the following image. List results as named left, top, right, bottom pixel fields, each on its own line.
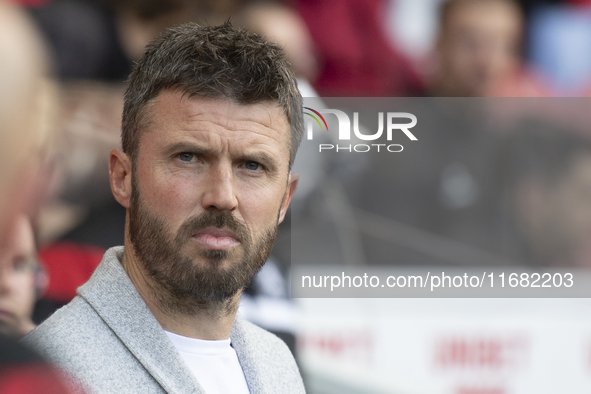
left=201, top=164, right=238, bottom=211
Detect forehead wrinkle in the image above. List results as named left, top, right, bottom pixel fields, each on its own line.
left=182, top=95, right=287, bottom=130
left=157, top=121, right=285, bottom=162
left=153, top=91, right=289, bottom=138
left=191, top=116, right=284, bottom=138
left=173, top=114, right=289, bottom=154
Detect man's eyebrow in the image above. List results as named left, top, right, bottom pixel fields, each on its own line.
left=163, top=142, right=214, bottom=156
left=163, top=142, right=280, bottom=171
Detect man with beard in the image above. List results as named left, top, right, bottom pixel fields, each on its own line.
left=23, top=22, right=304, bottom=394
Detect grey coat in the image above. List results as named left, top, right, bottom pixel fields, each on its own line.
left=22, top=247, right=305, bottom=394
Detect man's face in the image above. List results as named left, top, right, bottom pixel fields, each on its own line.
left=438, top=0, right=522, bottom=96
left=127, top=91, right=295, bottom=309
left=0, top=215, right=37, bottom=337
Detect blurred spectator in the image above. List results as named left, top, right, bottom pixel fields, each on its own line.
left=0, top=0, right=54, bottom=337
left=0, top=0, right=52, bottom=246
left=30, top=0, right=203, bottom=81
left=430, top=0, right=549, bottom=96
left=28, top=0, right=245, bottom=82
left=236, top=0, right=318, bottom=87
left=43, top=81, right=127, bottom=249
left=295, top=0, right=424, bottom=96
left=0, top=216, right=46, bottom=339
left=502, top=121, right=591, bottom=266
left=0, top=2, right=79, bottom=392
left=99, top=0, right=204, bottom=65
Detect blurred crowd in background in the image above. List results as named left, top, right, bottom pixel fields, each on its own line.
left=3, top=0, right=591, bottom=392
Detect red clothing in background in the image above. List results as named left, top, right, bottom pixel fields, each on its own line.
left=0, top=365, right=73, bottom=394
left=39, top=242, right=104, bottom=303
left=295, top=0, right=424, bottom=96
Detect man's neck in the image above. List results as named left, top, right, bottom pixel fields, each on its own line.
left=121, top=244, right=240, bottom=340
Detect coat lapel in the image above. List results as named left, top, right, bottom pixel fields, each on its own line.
left=77, top=247, right=206, bottom=394
left=231, top=317, right=267, bottom=394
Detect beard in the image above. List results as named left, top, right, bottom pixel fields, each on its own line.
left=128, top=177, right=278, bottom=314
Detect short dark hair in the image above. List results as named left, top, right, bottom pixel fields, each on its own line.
left=122, top=21, right=303, bottom=168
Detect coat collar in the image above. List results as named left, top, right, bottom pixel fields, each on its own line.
left=76, top=246, right=269, bottom=394
left=77, top=246, right=206, bottom=394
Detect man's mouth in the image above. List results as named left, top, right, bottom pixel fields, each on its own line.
left=192, top=227, right=240, bottom=250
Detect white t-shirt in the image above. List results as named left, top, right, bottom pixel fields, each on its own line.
left=164, top=330, right=250, bottom=394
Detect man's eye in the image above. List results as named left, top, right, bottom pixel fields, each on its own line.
left=178, top=153, right=194, bottom=162
left=244, top=161, right=260, bottom=171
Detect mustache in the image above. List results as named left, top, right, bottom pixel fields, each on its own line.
left=175, top=211, right=250, bottom=244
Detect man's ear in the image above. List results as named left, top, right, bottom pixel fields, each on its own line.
left=109, top=148, right=133, bottom=208
left=278, top=173, right=299, bottom=224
